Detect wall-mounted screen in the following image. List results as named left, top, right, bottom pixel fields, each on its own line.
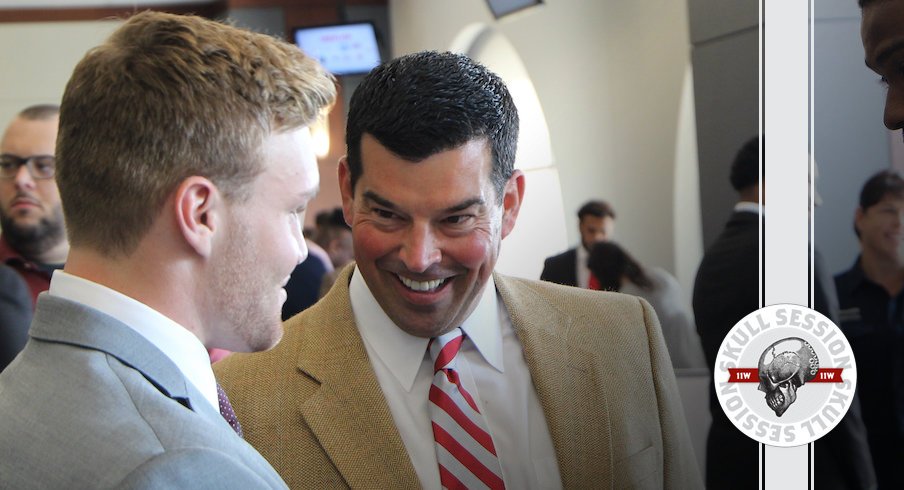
left=292, top=22, right=382, bottom=76
left=485, top=0, right=543, bottom=18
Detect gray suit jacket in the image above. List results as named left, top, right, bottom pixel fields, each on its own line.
left=216, top=266, right=703, bottom=489
left=0, top=295, right=287, bottom=489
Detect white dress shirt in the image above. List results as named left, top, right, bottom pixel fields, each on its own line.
left=48, top=270, right=219, bottom=412
left=734, top=200, right=764, bottom=215
left=350, top=268, right=562, bottom=490
left=575, top=244, right=591, bottom=289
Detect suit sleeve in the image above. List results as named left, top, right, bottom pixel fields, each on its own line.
left=637, top=297, right=704, bottom=488
left=539, top=257, right=553, bottom=281
left=0, top=265, right=32, bottom=372
left=117, top=448, right=287, bottom=490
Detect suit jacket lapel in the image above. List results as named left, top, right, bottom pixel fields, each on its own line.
left=30, top=295, right=195, bottom=406
left=294, top=267, right=420, bottom=488
left=28, top=294, right=236, bottom=433
left=495, top=273, right=613, bottom=489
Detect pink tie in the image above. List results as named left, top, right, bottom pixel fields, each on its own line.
left=217, top=383, right=244, bottom=438
left=428, top=329, right=505, bottom=490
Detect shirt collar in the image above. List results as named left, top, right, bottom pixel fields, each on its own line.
left=843, top=255, right=899, bottom=298
left=576, top=243, right=589, bottom=264
left=734, top=201, right=764, bottom=215
left=48, top=270, right=219, bottom=411
left=350, top=267, right=504, bottom=392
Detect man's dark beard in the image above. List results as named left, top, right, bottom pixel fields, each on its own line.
left=0, top=207, right=65, bottom=263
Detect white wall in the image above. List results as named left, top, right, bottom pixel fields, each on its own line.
left=390, top=0, right=698, bottom=287
left=0, top=20, right=121, bottom=128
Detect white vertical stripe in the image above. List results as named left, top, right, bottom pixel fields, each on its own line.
left=431, top=407, right=500, bottom=471
left=436, top=445, right=490, bottom=490
left=429, top=329, right=503, bottom=488
left=763, top=0, right=812, bottom=487
left=432, top=377, right=492, bottom=432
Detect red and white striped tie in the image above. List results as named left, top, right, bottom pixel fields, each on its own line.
left=428, top=328, right=505, bottom=490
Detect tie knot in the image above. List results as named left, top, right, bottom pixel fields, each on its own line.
left=428, top=327, right=464, bottom=372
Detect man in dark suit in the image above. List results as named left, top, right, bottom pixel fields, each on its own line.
left=540, top=199, right=616, bottom=288
left=693, top=136, right=761, bottom=489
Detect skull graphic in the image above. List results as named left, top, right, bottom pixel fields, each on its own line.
left=757, top=337, right=819, bottom=417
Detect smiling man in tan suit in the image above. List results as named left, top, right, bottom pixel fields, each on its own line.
left=216, top=51, right=702, bottom=489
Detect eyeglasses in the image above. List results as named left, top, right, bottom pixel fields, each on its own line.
left=0, top=154, right=56, bottom=180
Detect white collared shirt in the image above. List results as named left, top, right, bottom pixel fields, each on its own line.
left=350, top=268, right=562, bottom=490
left=48, top=270, right=219, bottom=412
left=575, top=244, right=591, bottom=289
left=734, top=200, right=764, bottom=215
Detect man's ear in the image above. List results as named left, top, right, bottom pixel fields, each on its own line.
left=338, top=156, right=355, bottom=227
left=500, top=170, right=525, bottom=240
left=174, top=176, right=221, bottom=258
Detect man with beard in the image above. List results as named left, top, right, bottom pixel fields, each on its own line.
left=0, top=104, right=68, bottom=304
left=540, top=199, right=616, bottom=288
left=0, top=11, right=335, bottom=488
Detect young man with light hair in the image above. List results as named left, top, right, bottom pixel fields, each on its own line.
left=0, top=11, right=335, bottom=488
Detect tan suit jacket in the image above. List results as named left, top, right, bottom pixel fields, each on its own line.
left=216, top=266, right=702, bottom=489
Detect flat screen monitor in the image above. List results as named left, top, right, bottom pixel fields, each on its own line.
left=293, top=22, right=382, bottom=76
left=486, top=0, right=543, bottom=18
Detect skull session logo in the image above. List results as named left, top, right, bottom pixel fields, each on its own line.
left=715, top=304, right=857, bottom=447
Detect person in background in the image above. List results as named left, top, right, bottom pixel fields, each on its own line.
left=0, top=11, right=335, bottom=488
left=216, top=50, right=701, bottom=488
left=834, top=169, right=904, bottom=488
left=281, top=224, right=333, bottom=320
left=540, top=199, right=615, bottom=288
left=0, top=104, right=68, bottom=304
left=808, top=163, right=876, bottom=490
left=855, top=2, right=904, bottom=486
left=692, top=135, right=761, bottom=489
left=588, top=241, right=705, bottom=369
left=860, top=0, right=904, bottom=140
left=314, top=206, right=354, bottom=297
left=0, top=263, right=31, bottom=372
left=280, top=237, right=331, bottom=320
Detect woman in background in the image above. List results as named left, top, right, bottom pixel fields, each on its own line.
left=588, top=241, right=706, bottom=369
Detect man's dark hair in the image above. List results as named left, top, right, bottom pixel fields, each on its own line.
left=859, top=169, right=904, bottom=209
left=345, top=51, right=519, bottom=202
left=858, top=0, right=891, bottom=8
left=729, top=135, right=762, bottom=191
left=853, top=169, right=904, bottom=238
left=19, top=104, right=59, bottom=120
left=314, top=207, right=350, bottom=249
left=587, top=241, right=651, bottom=292
left=577, top=200, right=616, bottom=221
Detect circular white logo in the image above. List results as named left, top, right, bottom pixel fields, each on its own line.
left=714, top=304, right=857, bottom=447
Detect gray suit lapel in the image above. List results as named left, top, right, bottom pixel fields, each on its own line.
left=494, top=273, right=614, bottom=489
left=30, top=295, right=203, bottom=414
